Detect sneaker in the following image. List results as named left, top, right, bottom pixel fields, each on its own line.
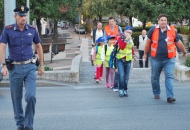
left=123, top=90, right=128, bottom=97
left=100, top=77, right=103, bottom=81
left=113, top=88, right=118, bottom=92
left=111, top=84, right=114, bottom=89
left=96, top=79, right=99, bottom=84
left=119, top=90, right=124, bottom=97
left=105, top=83, right=110, bottom=88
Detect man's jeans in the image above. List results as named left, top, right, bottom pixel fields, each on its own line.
left=9, top=63, right=36, bottom=128
left=113, top=72, right=119, bottom=89
left=117, top=59, right=131, bottom=91
left=150, top=57, right=176, bottom=98
left=139, top=50, right=149, bottom=68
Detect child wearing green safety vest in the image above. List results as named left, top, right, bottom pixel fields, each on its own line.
left=92, top=37, right=105, bottom=84
left=105, top=36, right=115, bottom=88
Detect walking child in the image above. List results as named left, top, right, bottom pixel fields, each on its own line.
left=104, top=36, right=115, bottom=88
left=92, top=37, right=105, bottom=83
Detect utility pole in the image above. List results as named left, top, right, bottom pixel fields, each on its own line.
left=27, top=0, right=30, bottom=24
left=4, top=0, right=16, bottom=58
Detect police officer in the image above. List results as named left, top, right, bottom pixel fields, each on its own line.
left=0, top=6, right=44, bottom=130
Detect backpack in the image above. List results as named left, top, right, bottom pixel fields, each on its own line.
left=96, top=45, right=107, bottom=55
left=96, top=45, right=98, bottom=54
left=108, top=42, right=120, bottom=68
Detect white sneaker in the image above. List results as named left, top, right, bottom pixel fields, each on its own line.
left=113, top=89, right=118, bottom=92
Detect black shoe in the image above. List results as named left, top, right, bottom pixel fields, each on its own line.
left=167, top=97, right=176, bottom=103
left=17, top=127, right=24, bottom=130
left=25, top=127, right=33, bottom=130
left=154, top=95, right=160, bottom=99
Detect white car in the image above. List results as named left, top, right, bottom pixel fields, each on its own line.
left=75, top=24, right=86, bottom=34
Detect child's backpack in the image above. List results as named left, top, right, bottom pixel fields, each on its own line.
left=108, top=42, right=120, bottom=68
left=96, top=45, right=98, bottom=54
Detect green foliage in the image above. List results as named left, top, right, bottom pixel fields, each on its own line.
left=44, top=66, right=53, bottom=71
left=82, top=0, right=114, bottom=21
left=132, top=32, right=142, bottom=46
left=37, top=66, right=53, bottom=71
left=133, top=27, right=152, bottom=32
left=176, top=27, right=190, bottom=35
left=185, top=54, right=190, bottom=67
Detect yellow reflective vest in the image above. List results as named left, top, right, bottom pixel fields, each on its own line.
left=105, top=45, right=114, bottom=68
left=95, top=46, right=103, bottom=65
left=116, top=42, right=134, bottom=61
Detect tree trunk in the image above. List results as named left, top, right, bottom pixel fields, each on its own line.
left=129, top=16, right=133, bottom=27
left=36, top=18, right=42, bottom=39
left=143, top=20, right=146, bottom=29
left=98, top=15, right=102, bottom=22
left=121, top=15, right=124, bottom=25
left=53, top=20, right=58, bottom=43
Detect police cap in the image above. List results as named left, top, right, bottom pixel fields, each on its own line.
left=13, top=6, right=29, bottom=16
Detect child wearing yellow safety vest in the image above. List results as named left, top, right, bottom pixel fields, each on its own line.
left=105, top=36, right=115, bottom=88
left=116, top=26, right=136, bottom=97
left=92, top=37, right=105, bottom=84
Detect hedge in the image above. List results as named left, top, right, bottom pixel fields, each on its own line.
left=131, top=32, right=142, bottom=46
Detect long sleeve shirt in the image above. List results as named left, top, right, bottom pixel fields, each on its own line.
left=117, top=36, right=135, bottom=55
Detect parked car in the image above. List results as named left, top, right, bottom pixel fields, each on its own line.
left=61, top=21, right=68, bottom=30
left=75, top=24, right=86, bottom=34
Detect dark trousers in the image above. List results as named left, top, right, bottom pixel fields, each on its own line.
left=139, top=50, right=149, bottom=68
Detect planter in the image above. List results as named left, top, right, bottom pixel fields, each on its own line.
left=174, top=62, right=190, bottom=81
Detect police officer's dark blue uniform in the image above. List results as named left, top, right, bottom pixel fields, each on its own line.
left=0, top=6, right=44, bottom=130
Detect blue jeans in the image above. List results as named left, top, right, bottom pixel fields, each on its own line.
left=9, top=63, right=37, bottom=128
left=113, top=72, right=119, bottom=89
left=117, top=59, right=131, bottom=91
left=150, top=57, right=175, bottom=98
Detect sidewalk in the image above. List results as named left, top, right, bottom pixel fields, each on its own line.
left=0, top=26, right=189, bottom=86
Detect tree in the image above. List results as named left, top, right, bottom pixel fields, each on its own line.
left=82, top=0, right=113, bottom=22
left=113, top=0, right=134, bottom=26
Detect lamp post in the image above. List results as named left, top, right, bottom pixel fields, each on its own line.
left=4, top=0, right=16, bottom=58
left=78, top=14, right=81, bottom=40
left=27, top=0, right=30, bottom=24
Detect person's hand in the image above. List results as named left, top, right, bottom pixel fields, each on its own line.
left=125, top=35, right=131, bottom=41
left=183, top=53, right=187, bottom=57
left=1, top=66, right=8, bottom=76
left=143, top=54, right=147, bottom=61
left=38, top=67, right=44, bottom=76
left=133, top=56, right=137, bottom=61
left=115, top=69, right=118, bottom=73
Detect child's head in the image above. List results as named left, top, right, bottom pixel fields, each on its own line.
left=96, top=37, right=105, bottom=46
left=107, top=36, right=115, bottom=44
left=124, top=26, right=133, bottom=36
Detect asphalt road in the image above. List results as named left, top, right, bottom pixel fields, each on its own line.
left=0, top=80, right=190, bottom=130
left=1, top=26, right=190, bottom=130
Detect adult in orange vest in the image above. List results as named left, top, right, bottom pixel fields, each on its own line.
left=104, top=17, right=123, bottom=43
left=104, top=17, right=123, bottom=92
left=143, top=14, right=186, bottom=103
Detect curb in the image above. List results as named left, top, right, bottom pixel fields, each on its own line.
left=0, top=55, right=82, bottom=86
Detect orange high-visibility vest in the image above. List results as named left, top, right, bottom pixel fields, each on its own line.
left=105, top=25, right=120, bottom=44
left=151, top=26, right=176, bottom=58
left=105, top=25, right=119, bottom=36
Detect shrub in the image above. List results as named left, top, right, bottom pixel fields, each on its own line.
left=176, top=26, right=190, bottom=35
left=185, top=54, right=190, bottom=67
left=44, top=66, right=53, bottom=71
left=36, top=66, right=53, bottom=71
left=132, top=32, right=142, bottom=46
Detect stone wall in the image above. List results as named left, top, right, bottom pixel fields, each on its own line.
left=37, top=54, right=82, bottom=83
left=174, top=62, right=190, bottom=81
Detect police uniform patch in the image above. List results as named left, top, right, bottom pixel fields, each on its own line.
left=29, top=25, right=36, bottom=29
left=6, top=25, right=13, bottom=29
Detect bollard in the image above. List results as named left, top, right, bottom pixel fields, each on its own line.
left=85, top=32, right=86, bottom=38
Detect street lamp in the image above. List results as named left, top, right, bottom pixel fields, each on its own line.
left=27, top=0, right=30, bottom=24
left=4, top=0, right=15, bottom=58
